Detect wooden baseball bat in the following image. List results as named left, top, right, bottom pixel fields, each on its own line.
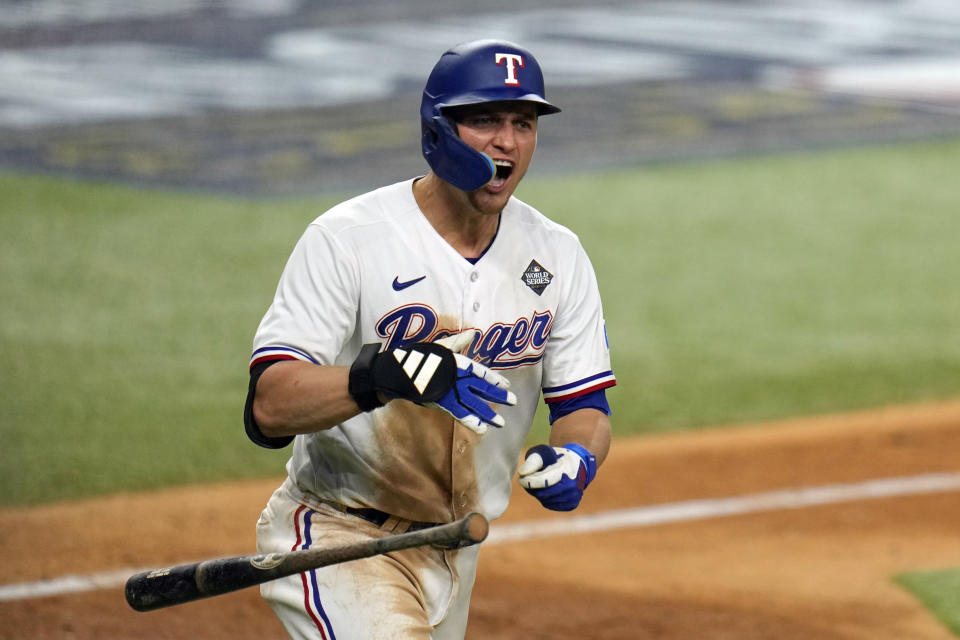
left=125, top=511, right=489, bottom=612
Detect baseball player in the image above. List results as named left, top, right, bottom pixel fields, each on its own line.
left=244, top=39, right=615, bottom=639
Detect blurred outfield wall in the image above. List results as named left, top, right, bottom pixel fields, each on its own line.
left=1, top=0, right=959, bottom=195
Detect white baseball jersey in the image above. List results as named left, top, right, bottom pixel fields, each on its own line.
left=251, top=178, right=615, bottom=523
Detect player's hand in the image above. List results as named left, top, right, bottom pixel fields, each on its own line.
left=425, top=332, right=516, bottom=434
left=517, top=443, right=597, bottom=511
left=426, top=351, right=515, bottom=435
left=347, top=333, right=516, bottom=435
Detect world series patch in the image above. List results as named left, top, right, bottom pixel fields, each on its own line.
left=521, top=260, right=553, bottom=295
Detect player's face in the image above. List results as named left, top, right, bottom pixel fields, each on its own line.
left=454, top=102, right=538, bottom=213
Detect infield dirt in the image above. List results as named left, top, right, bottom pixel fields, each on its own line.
left=2, top=400, right=959, bottom=639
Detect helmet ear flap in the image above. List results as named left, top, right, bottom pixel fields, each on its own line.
left=421, top=115, right=496, bottom=192
left=421, top=118, right=440, bottom=155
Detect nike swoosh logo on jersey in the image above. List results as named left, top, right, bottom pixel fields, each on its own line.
left=392, top=275, right=426, bottom=291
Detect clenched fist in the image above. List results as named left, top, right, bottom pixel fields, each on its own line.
left=517, top=443, right=597, bottom=511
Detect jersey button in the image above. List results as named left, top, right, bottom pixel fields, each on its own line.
left=472, top=301, right=480, bottom=311
left=470, top=272, right=479, bottom=282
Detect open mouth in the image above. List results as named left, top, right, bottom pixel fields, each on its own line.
left=491, top=160, right=514, bottom=186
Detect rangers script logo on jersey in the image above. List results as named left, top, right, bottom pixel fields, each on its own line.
left=376, top=304, right=553, bottom=369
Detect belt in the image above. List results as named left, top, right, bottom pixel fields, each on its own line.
left=344, top=506, right=441, bottom=533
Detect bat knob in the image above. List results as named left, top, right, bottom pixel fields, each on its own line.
left=462, top=512, right=490, bottom=545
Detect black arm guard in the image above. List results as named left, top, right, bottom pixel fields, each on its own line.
left=243, top=360, right=294, bottom=449
left=347, top=343, right=386, bottom=412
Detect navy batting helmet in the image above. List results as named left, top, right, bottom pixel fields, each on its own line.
left=420, top=39, right=561, bottom=192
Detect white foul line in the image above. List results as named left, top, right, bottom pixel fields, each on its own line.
left=0, top=567, right=145, bottom=602
left=486, top=472, right=960, bottom=545
left=2, top=472, right=959, bottom=602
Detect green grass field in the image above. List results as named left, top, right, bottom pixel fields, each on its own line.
left=2, top=137, right=959, bottom=507
left=897, top=568, right=960, bottom=636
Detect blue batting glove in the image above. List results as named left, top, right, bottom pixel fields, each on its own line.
left=427, top=353, right=517, bottom=435
left=517, top=443, right=597, bottom=511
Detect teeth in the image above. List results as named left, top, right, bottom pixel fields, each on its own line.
left=494, top=160, right=513, bottom=167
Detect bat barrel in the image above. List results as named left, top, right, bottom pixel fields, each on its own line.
left=126, top=564, right=205, bottom=612
left=125, top=555, right=285, bottom=612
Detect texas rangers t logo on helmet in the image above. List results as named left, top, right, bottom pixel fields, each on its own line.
left=495, top=52, right=524, bottom=85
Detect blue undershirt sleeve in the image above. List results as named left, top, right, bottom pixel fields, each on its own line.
left=547, top=388, right=611, bottom=425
